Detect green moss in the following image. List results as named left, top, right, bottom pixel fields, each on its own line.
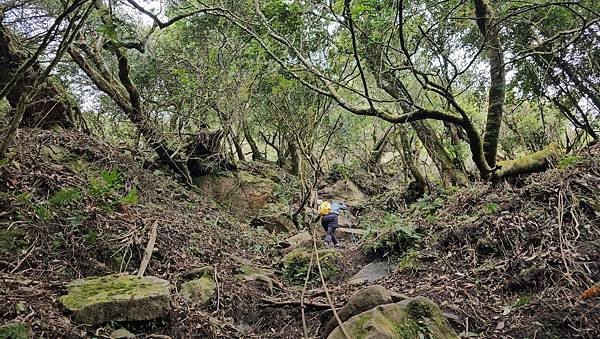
left=59, top=274, right=169, bottom=310
left=0, top=322, right=28, bottom=339
left=281, top=248, right=341, bottom=286
left=180, top=276, right=216, bottom=304
left=557, top=154, right=583, bottom=169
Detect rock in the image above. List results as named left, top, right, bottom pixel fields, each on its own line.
left=0, top=322, right=28, bottom=339
left=235, top=264, right=278, bottom=293
left=180, top=276, right=216, bottom=304
left=278, top=248, right=341, bottom=285
left=277, top=231, right=312, bottom=252
left=59, top=274, right=171, bottom=325
left=348, top=261, right=396, bottom=285
left=336, top=227, right=368, bottom=243
left=250, top=213, right=295, bottom=233
left=323, top=285, right=393, bottom=337
left=110, top=328, right=136, bottom=338
left=182, top=266, right=214, bottom=281
left=192, top=171, right=275, bottom=220
left=328, top=297, right=459, bottom=339
left=319, top=180, right=367, bottom=207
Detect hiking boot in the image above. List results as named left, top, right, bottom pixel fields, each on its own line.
left=334, top=243, right=341, bottom=249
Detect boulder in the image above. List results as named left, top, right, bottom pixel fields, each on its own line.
left=192, top=171, right=275, bottom=220
left=277, top=231, right=312, bottom=252
left=348, top=261, right=396, bottom=285
left=182, top=266, right=214, bottom=281
left=323, top=285, right=392, bottom=337
left=250, top=213, right=295, bottom=233
left=59, top=274, right=171, bottom=325
left=336, top=227, right=368, bottom=243
left=328, top=297, right=459, bottom=339
left=319, top=180, right=367, bottom=207
left=180, top=276, right=216, bottom=304
left=279, top=248, right=341, bottom=285
left=110, top=329, right=135, bottom=338
left=236, top=265, right=279, bottom=293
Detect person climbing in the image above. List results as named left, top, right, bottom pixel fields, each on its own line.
left=315, top=198, right=348, bottom=248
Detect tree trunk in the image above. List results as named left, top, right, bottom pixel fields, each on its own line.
left=474, top=0, right=506, bottom=168
left=396, top=126, right=427, bottom=201
left=231, top=130, right=245, bottom=161
left=495, top=143, right=562, bottom=178
left=411, top=120, right=467, bottom=186
left=358, top=33, right=468, bottom=185
left=0, top=21, right=80, bottom=128
left=243, top=124, right=263, bottom=161
left=288, top=138, right=300, bottom=176
left=367, top=125, right=394, bottom=169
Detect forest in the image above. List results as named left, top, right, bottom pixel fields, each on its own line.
left=0, top=0, right=599, bottom=338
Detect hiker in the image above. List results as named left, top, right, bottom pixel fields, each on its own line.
left=315, top=199, right=348, bottom=248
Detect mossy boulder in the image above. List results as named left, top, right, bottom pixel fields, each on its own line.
left=192, top=171, right=275, bottom=220
left=328, top=297, right=459, bottom=339
left=323, top=285, right=393, bottom=337
left=279, top=248, right=341, bottom=286
left=59, top=274, right=171, bottom=325
left=179, top=276, right=216, bottom=304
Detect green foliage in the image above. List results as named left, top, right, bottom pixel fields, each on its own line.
left=363, top=213, right=421, bottom=257
left=482, top=203, right=499, bottom=215
left=330, top=163, right=350, bottom=182
left=48, top=188, right=81, bottom=206
left=118, top=186, right=138, bottom=205
left=84, top=230, right=97, bottom=245
left=90, top=166, right=123, bottom=195
left=0, top=323, right=28, bottom=339
left=557, top=155, right=583, bottom=169
left=89, top=166, right=138, bottom=210
left=513, top=295, right=531, bottom=308
left=397, top=249, right=420, bottom=272
left=281, top=249, right=340, bottom=286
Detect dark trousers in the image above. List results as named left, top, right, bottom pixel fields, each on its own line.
left=321, top=213, right=339, bottom=245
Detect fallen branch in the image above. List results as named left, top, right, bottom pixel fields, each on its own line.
left=137, top=220, right=158, bottom=277
left=259, top=297, right=338, bottom=310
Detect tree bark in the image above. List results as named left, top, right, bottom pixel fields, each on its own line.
left=396, top=126, right=427, bottom=200
left=474, top=0, right=506, bottom=168
left=367, top=125, right=393, bottom=169
left=0, top=20, right=80, bottom=128
left=243, top=124, right=263, bottom=161
left=231, top=130, right=245, bottom=161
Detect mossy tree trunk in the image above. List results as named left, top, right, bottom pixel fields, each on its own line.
left=474, top=0, right=506, bottom=169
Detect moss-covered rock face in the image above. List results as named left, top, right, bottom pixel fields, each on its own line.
left=328, top=297, right=458, bottom=339
left=179, top=276, right=216, bottom=304
left=59, top=274, right=171, bottom=325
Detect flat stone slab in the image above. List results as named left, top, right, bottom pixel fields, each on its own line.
left=348, top=261, right=395, bottom=284
left=60, top=274, right=171, bottom=325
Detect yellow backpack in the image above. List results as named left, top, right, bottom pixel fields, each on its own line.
left=318, top=201, right=331, bottom=216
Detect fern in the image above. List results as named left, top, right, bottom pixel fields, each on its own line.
left=119, top=186, right=138, bottom=205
